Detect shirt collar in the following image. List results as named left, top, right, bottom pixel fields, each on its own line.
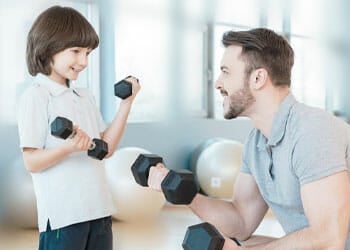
left=34, top=73, right=83, bottom=97
left=257, top=93, right=297, bottom=149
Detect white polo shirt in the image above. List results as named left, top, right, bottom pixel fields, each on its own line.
left=17, top=73, right=116, bottom=232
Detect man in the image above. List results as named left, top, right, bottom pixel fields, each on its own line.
left=148, top=28, right=350, bottom=249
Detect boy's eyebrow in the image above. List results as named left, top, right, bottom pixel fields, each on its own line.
left=220, top=66, right=229, bottom=71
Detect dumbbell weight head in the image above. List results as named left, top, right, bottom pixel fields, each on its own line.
left=161, top=170, right=199, bottom=205
left=114, top=76, right=139, bottom=99
left=182, top=222, right=225, bottom=250
left=88, top=138, right=109, bottom=160
left=51, top=116, right=73, bottom=139
left=131, top=154, right=163, bottom=186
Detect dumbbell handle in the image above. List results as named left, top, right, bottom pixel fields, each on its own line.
left=51, top=117, right=108, bottom=160
left=67, top=129, right=97, bottom=150
left=131, top=154, right=199, bottom=205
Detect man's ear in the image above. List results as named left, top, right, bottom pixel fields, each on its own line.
left=251, top=68, right=268, bottom=90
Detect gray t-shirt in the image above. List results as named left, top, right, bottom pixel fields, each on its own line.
left=241, top=93, right=350, bottom=248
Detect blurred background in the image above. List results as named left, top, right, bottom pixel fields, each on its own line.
left=1, top=0, right=350, bottom=248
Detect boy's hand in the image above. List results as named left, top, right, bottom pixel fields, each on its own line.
left=147, top=163, right=170, bottom=191
left=123, top=76, right=141, bottom=102
left=64, top=125, right=92, bottom=153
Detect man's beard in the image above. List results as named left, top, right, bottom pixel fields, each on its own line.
left=222, top=79, right=255, bottom=119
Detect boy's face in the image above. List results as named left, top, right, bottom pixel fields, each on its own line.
left=49, top=47, right=92, bottom=85
left=214, top=45, right=255, bottom=119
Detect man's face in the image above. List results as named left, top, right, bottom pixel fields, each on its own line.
left=215, top=45, right=255, bottom=119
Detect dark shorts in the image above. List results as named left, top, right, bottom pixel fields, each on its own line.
left=39, top=216, right=113, bottom=250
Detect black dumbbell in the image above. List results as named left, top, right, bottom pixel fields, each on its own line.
left=182, top=222, right=241, bottom=250
left=131, top=154, right=199, bottom=204
left=50, top=116, right=109, bottom=160
left=114, top=75, right=139, bottom=99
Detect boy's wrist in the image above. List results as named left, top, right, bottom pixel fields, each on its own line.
left=119, top=99, right=134, bottom=109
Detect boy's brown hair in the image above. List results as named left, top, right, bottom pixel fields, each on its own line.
left=26, top=5, right=99, bottom=76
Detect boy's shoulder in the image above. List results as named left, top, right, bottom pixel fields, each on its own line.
left=20, top=81, right=51, bottom=102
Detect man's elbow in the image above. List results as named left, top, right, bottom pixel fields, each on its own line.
left=313, top=226, right=347, bottom=250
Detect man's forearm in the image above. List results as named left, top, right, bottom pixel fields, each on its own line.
left=189, top=194, right=248, bottom=239
left=244, top=226, right=344, bottom=250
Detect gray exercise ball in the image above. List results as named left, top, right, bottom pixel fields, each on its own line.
left=191, top=138, right=243, bottom=199
left=105, top=147, right=165, bottom=222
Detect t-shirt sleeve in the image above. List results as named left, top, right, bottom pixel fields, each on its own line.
left=292, top=114, right=348, bottom=185
left=17, top=86, right=49, bottom=149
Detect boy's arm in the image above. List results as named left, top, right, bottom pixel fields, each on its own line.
left=101, top=77, right=140, bottom=158
left=22, top=127, right=92, bottom=172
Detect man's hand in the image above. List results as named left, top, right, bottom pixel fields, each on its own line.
left=147, top=163, right=170, bottom=191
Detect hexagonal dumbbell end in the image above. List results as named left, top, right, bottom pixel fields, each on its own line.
left=114, top=79, right=132, bottom=99
left=51, top=116, right=73, bottom=139
left=161, top=170, right=199, bottom=204
left=131, top=154, right=163, bottom=186
left=87, top=138, right=109, bottom=160
left=182, top=222, right=225, bottom=250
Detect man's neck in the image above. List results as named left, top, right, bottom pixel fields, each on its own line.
left=249, top=89, right=290, bottom=139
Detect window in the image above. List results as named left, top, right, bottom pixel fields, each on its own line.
left=212, top=0, right=263, bottom=119
left=212, top=0, right=328, bottom=119
left=290, top=36, right=325, bottom=109
left=113, top=0, right=206, bottom=122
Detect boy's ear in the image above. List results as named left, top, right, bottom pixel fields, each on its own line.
left=251, top=68, right=268, bottom=90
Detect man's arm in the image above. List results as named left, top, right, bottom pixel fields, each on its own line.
left=239, top=170, right=350, bottom=249
left=189, top=172, right=269, bottom=240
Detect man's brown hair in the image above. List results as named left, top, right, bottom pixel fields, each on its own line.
left=26, top=5, right=99, bottom=76
left=222, top=28, right=294, bottom=87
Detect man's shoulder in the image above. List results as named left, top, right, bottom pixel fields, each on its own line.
left=289, top=103, right=350, bottom=139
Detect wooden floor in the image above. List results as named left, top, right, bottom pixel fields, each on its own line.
left=0, top=205, right=284, bottom=250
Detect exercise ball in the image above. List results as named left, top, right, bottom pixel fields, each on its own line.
left=1, top=156, right=37, bottom=228
left=105, top=147, right=165, bottom=222
left=191, top=138, right=243, bottom=199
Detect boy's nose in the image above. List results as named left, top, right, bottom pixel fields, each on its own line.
left=79, top=55, right=88, bottom=67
